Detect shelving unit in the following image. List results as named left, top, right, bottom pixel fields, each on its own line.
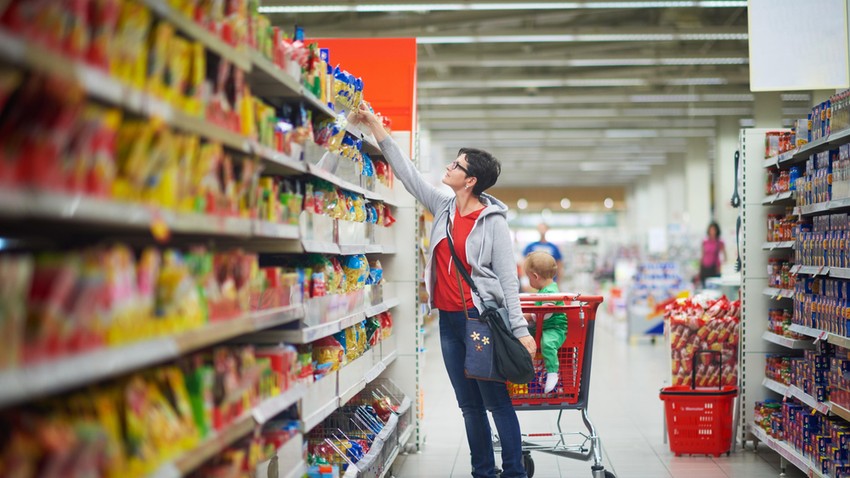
left=0, top=5, right=419, bottom=478
left=743, top=126, right=850, bottom=478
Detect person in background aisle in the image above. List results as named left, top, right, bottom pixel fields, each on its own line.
left=522, top=251, right=567, bottom=393
left=522, top=223, right=563, bottom=283
left=699, top=221, right=726, bottom=287
left=353, top=103, right=534, bottom=478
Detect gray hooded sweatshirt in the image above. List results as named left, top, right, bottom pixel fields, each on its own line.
left=378, top=136, right=530, bottom=339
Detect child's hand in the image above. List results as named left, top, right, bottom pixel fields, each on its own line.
left=523, top=313, right=534, bottom=323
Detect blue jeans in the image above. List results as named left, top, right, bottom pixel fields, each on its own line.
left=439, top=309, right=527, bottom=478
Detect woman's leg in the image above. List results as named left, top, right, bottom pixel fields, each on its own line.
left=439, top=310, right=497, bottom=478
left=478, top=380, right=527, bottom=478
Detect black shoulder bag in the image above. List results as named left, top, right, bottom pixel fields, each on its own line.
left=445, top=218, right=535, bottom=384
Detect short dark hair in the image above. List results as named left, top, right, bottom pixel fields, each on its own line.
left=457, top=147, right=501, bottom=196
left=708, top=221, right=721, bottom=236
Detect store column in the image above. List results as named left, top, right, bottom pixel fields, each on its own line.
left=754, top=92, right=783, bottom=127
left=685, top=138, right=711, bottom=238
left=714, top=116, right=740, bottom=271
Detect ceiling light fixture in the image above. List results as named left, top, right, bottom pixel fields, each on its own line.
left=259, top=2, right=747, bottom=14
left=561, top=198, right=572, bottom=209
left=517, top=199, right=529, bottom=210
left=415, top=32, right=747, bottom=44
left=418, top=77, right=740, bottom=89
left=419, top=92, right=798, bottom=106
left=604, top=198, right=615, bottom=209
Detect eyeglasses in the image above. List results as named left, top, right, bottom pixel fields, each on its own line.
left=449, top=160, right=470, bottom=175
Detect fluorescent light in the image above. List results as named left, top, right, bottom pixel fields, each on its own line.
left=422, top=57, right=748, bottom=68
left=664, top=77, right=728, bottom=85
left=418, top=78, right=648, bottom=88
left=259, top=2, right=747, bottom=14
left=419, top=93, right=768, bottom=105
left=416, top=32, right=747, bottom=44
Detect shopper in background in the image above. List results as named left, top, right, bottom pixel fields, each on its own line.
left=522, top=223, right=563, bottom=283
left=699, top=221, right=726, bottom=287
left=353, top=103, right=534, bottom=478
left=523, top=251, right=567, bottom=393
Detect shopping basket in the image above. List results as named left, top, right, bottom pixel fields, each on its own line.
left=659, top=351, right=737, bottom=457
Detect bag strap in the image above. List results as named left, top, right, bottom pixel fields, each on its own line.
left=454, top=268, right=471, bottom=320
left=445, top=215, right=484, bottom=304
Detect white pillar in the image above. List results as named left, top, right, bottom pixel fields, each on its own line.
left=714, top=116, right=740, bottom=270
left=665, top=154, right=687, bottom=226
left=685, top=138, right=711, bottom=237
left=754, top=92, right=783, bottom=127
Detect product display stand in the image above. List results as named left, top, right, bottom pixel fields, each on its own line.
left=0, top=3, right=419, bottom=476
left=742, top=123, right=850, bottom=477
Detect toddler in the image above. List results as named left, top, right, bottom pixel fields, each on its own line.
left=523, top=251, right=568, bottom=393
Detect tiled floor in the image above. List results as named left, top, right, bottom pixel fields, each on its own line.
left=392, top=317, right=804, bottom=478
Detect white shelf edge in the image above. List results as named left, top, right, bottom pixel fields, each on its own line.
left=762, top=287, right=794, bottom=299
left=788, top=385, right=831, bottom=415
left=0, top=305, right=304, bottom=407
left=751, top=425, right=828, bottom=478
left=252, top=382, right=309, bottom=424
left=762, top=377, right=789, bottom=396
left=302, top=397, right=341, bottom=433
left=789, top=323, right=822, bottom=339
left=277, top=310, right=367, bottom=344
left=143, top=0, right=251, bottom=71
left=831, top=267, right=850, bottom=279
left=761, top=331, right=813, bottom=350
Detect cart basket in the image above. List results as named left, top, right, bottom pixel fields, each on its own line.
left=659, top=385, right=737, bottom=457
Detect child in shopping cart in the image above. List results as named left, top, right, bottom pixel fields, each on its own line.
left=523, top=251, right=568, bottom=393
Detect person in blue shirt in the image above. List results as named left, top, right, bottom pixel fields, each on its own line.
left=522, top=223, right=563, bottom=282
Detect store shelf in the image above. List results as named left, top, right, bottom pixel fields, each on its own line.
left=366, top=297, right=401, bottom=318
left=252, top=142, right=308, bottom=175
left=248, top=49, right=303, bottom=97
left=761, top=191, right=795, bottom=205
left=268, top=311, right=368, bottom=344
left=762, top=377, right=790, bottom=396
left=792, top=265, right=829, bottom=276
left=796, top=202, right=829, bottom=216
left=762, top=150, right=798, bottom=169
left=152, top=380, right=307, bottom=478
left=762, top=331, right=813, bottom=349
left=282, top=461, right=307, bottom=478
left=366, top=348, right=398, bottom=384
left=831, top=268, right=850, bottom=279
left=253, top=220, right=300, bottom=240
left=143, top=0, right=250, bottom=71
left=252, top=382, right=309, bottom=424
left=761, top=241, right=794, bottom=251
left=762, top=287, right=795, bottom=299
left=751, top=425, right=828, bottom=478
left=788, top=385, right=831, bottom=415
left=796, top=128, right=850, bottom=159
left=308, top=164, right=375, bottom=199
left=788, top=324, right=850, bottom=351
left=0, top=305, right=303, bottom=407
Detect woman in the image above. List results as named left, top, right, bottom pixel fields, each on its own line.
left=353, top=104, right=535, bottom=478
left=699, top=221, right=726, bottom=287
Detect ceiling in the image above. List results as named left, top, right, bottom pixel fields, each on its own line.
left=260, top=1, right=809, bottom=190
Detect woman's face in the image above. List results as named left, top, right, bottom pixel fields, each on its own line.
left=708, top=225, right=718, bottom=238
left=443, top=154, right=471, bottom=190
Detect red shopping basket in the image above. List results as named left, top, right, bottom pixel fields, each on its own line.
left=659, top=351, right=737, bottom=457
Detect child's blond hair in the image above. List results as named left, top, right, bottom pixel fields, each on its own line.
left=524, top=251, right=558, bottom=279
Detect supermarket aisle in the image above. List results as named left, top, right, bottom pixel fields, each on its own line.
left=392, top=317, right=801, bottom=478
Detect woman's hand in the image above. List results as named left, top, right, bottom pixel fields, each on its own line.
left=352, top=103, right=379, bottom=127
left=518, top=335, right=537, bottom=357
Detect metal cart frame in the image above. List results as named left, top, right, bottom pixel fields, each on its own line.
left=494, top=293, right=614, bottom=478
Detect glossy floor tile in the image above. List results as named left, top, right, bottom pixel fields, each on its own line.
left=391, top=316, right=805, bottom=478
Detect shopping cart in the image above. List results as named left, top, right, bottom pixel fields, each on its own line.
left=494, top=293, right=614, bottom=478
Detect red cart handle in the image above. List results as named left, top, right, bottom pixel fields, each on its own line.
left=519, top=293, right=604, bottom=305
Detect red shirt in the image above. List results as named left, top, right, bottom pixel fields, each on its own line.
left=433, top=207, right=484, bottom=311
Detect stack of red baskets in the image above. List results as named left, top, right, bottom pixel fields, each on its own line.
left=659, top=351, right=738, bottom=457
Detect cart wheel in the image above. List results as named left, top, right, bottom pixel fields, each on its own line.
left=604, top=471, right=616, bottom=478
left=522, top=452, right=535, bottom=478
